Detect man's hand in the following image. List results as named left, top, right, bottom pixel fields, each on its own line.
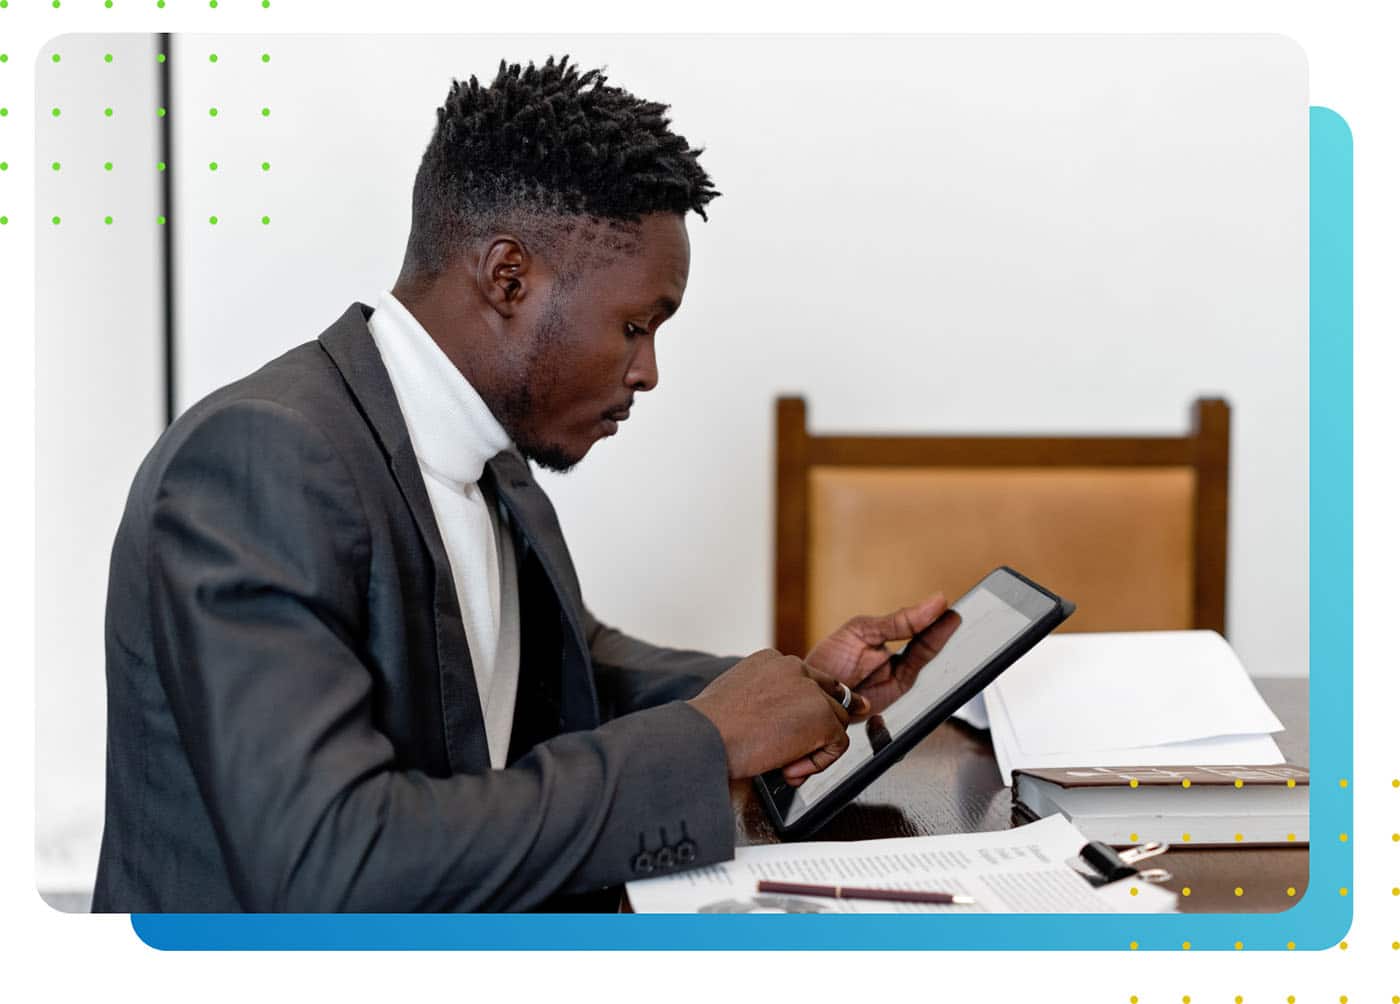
left=686, top=649, right=869, bottom=780
left=805, top=593, right=949, bottom=712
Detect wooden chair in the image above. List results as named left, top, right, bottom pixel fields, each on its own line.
left=774, top=397, right=1230, bottom=655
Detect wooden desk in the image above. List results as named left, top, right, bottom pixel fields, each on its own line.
left=730, top=677, right=1308, bottom=914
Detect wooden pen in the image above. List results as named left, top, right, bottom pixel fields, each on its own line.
left=756, top=880, right=976, bottom=905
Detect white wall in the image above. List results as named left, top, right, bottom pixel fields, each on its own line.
left=35, top=33, right=164, bottom=895
left=173, top=34, right=1308, bottom=665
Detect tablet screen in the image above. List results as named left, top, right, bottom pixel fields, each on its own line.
left=764, top=569, right=1060, bottom=830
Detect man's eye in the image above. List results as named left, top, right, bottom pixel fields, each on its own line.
left=624, top=323, right=644, bottom=338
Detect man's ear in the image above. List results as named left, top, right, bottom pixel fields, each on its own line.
left=477, top=236, right=532, bottom=318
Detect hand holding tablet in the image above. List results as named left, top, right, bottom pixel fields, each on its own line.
left=757, top=566, right=1074, bottom=839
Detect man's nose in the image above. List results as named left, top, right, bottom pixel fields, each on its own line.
left=626, top=336, right=659, bottom=393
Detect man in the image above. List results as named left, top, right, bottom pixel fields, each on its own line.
left=93, top=56, right=945, bottom=912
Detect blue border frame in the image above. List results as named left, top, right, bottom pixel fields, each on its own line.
left=132, top=106, right=1353, bottom=951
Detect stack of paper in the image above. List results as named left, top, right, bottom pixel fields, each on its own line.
left=960, top=631, right=1285, bottom=786
left=626, top=814, right=1177, bottom=913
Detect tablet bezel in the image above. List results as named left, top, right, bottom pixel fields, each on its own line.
left=753, top=565, right=1074, bottom=840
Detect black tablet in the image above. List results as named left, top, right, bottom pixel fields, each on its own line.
left=755, top=566, right=1074, bottom=839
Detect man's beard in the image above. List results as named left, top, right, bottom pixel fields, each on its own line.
left=492, top=293, right=582, bottom=474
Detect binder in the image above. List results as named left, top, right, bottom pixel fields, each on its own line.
left=1071, top=838, right=1172, bottom=887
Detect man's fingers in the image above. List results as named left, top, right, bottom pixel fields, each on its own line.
left=782, top=729, right=852, bottom=783
left=802, top=667, right=868, bottom=720
left=857, top=593, right=947, bottom=644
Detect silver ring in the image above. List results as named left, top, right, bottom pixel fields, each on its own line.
left=836, top=681, right=853, bottom=710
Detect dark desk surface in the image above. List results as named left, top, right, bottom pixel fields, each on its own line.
left=730, top=677, right=1308, bottom=914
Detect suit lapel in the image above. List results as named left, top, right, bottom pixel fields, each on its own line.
left=317, top=303, right=490, bottom=772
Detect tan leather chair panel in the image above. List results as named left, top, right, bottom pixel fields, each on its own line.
left=806, top=467, right=1195, bottom=648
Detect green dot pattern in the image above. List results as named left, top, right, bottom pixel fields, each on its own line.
left=23, top=14, right=290, bottom=242
left=0, top=217, right=8, bottom=226
left=157, top=0, right=165, bottom=8
left=0, top=162, right=6, bottom=171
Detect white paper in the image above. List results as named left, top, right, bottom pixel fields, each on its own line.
left=985, top=680, right=1284, bottom=787
left=626, top=815, right=1178, bottom=914
left=952, top=694, right=990, bottom=731
left=989, top=631, right=1284, bottom=755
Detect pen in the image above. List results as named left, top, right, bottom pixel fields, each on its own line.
left=756, top=880, right=975, bottom=905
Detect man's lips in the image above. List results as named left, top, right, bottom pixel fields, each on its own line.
left=600, top=405, right=630, bottom=438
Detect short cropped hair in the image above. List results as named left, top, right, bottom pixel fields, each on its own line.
left=404, top=55, right=719, bottom=279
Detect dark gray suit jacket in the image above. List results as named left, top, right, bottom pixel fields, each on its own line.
left=92, top=303, right=739, bottom=912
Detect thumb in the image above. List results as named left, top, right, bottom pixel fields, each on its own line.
left=864, top=592, right=947, bottom=643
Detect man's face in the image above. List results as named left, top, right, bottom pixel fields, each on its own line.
left=497, top=212, right=690, bottom=472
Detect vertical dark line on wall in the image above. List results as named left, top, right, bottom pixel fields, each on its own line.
left=158, top=33, right=176, bottom=426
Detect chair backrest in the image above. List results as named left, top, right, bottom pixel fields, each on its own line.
left=774, top=397, right=1229, bottom=654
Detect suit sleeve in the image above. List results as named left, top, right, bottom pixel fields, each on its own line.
left=146, top=399, right=734, bottom=912
left=582, top=607, right=743, bottom=718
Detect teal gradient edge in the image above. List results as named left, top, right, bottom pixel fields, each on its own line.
left=130, top=106, right=1352, bottom=951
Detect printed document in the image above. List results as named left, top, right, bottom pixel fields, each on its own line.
left=626, top=815, right=1177, bottom=914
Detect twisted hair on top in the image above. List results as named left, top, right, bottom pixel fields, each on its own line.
left=405, top=55, right=720, bottom=279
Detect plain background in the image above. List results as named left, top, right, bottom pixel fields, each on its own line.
left=34, top=34, right=1308, bottom=900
